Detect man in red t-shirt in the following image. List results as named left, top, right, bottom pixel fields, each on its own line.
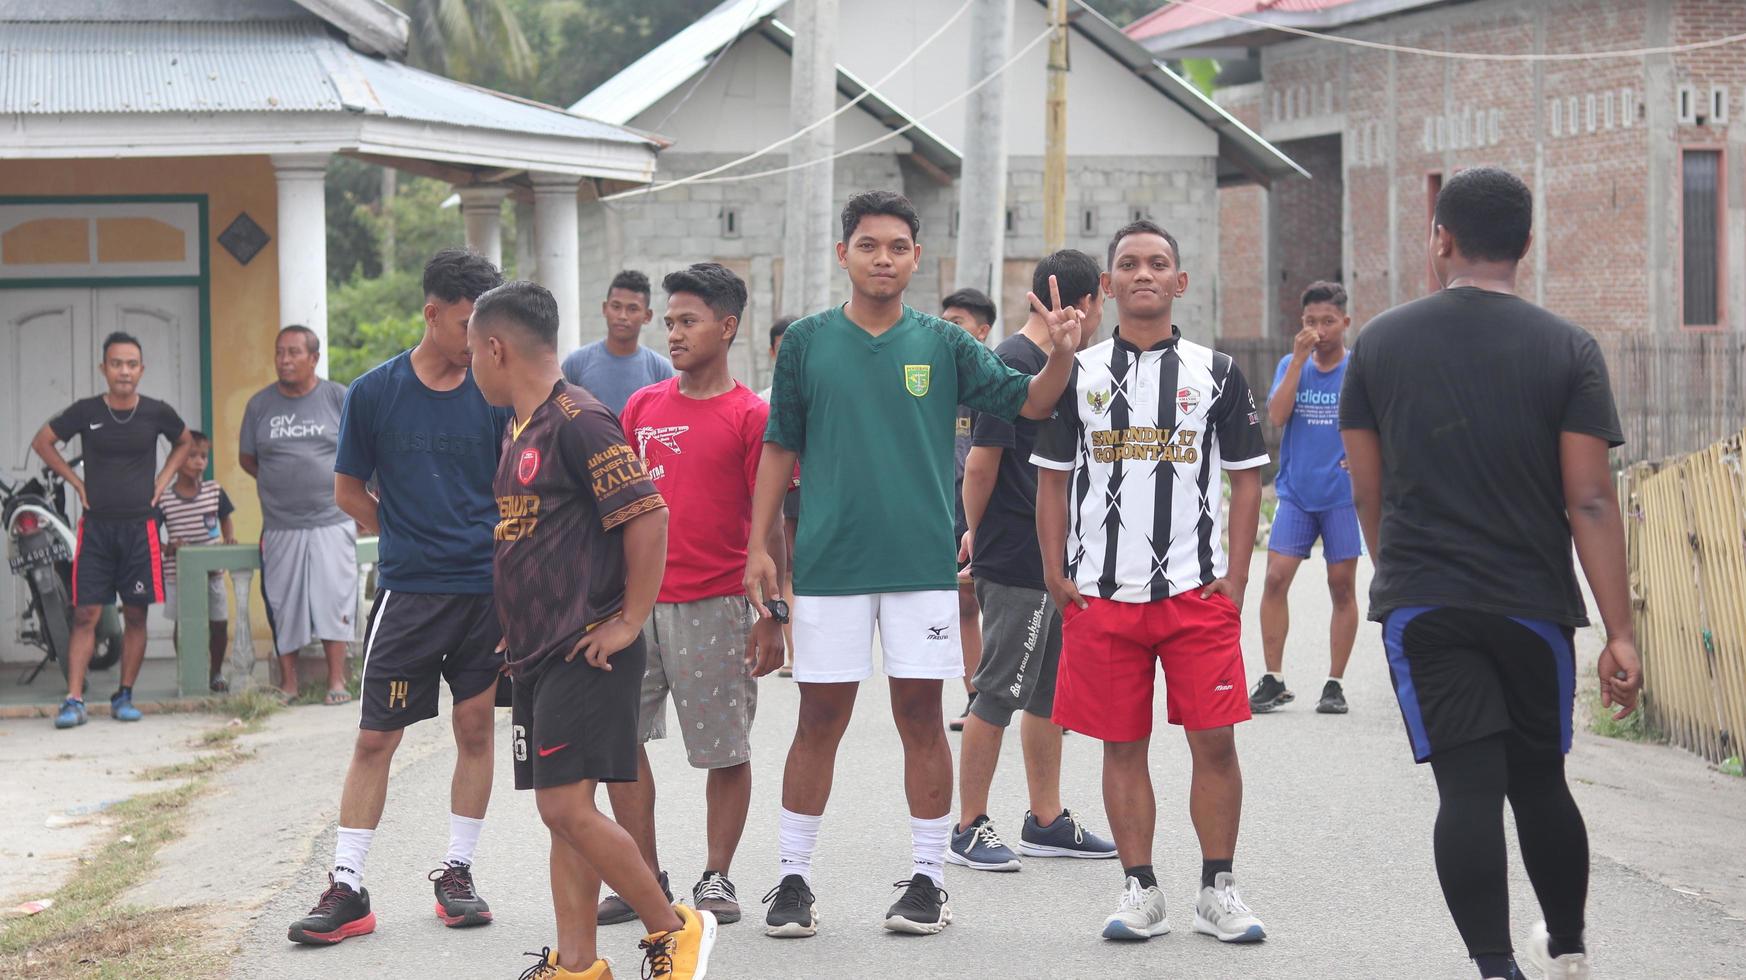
left=603, top=263, right=786, bottom=928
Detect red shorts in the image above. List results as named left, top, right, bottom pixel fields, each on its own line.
left=1053, top=592, right=1251, bottom=741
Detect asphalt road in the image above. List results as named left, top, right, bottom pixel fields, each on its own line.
left=231, top=553, right=1746, bottom=978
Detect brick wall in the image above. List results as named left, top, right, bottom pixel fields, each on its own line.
left=1270, top=134, right=1344, bottom=331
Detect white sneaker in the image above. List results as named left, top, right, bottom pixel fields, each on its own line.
left=1101, top=876, right=1170, bottom=940
left=1193, top=871, right=1267, bottom=943
left=1526, top=920, right=1591, bottom=979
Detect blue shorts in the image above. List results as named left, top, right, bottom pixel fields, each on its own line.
left=1268, top=499, right=1361, bottom=562
left=1382, top=607, right=1575, bottom=763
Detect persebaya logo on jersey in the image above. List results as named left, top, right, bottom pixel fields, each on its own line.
left=903, top=364, right=931, bottom=397
left=517, top=448, right=541, bottom=485
left=1086, top=389, right=1112, bottom=416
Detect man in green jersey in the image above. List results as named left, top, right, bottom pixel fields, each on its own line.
left=745, top=190, right=1081, bottom=938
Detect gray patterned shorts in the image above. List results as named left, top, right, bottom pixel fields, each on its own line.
left=638, top=595, right=759, bottom=769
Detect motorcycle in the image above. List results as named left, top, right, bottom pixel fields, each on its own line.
left=2, top=457, right=123, bottom=686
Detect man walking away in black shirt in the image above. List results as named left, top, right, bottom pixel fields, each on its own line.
left=33, top=332, right=192, bottom=729
left=1340, top=166, right=1641, bottom=980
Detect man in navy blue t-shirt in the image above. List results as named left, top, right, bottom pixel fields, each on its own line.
left=287, top=249, right=512, bottom=947
left=1250, top=281, right=1360, bottom=717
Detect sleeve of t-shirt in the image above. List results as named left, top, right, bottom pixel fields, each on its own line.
left=650, top=352, right=676, bottom=384
left=1561, top=334, right=1625, bottom=448
left=560, top=405, right=666, bottom=532
left=1268, top=354, right=1292, bottom=399
left=1029, top=363, right=1081, bottom=472
left=238, top=393, right=261, bottom=456
left=47, top=400, right=93, bottom=442
left=1338, top=340, right=1377, bottom=431
left=1213, top=359, right=1269, bottom=469
left=217, top=487, right=236, bottom=520
left=155, top=400, right=188, bottom=445
left=763, top=324, right=808, bottom=453
left=333, top=375, right=376, bottom=480
left=742, top=396, right=770, bottom=500
left=559, top=348, right=587, bottom=388
left=950, top=327, right=1032, bottom=421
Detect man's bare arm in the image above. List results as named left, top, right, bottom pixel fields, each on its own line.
left=239, top=453, right=259, bottom=478
left=1342, top=429, right=1384, bottom=560
left=334, top=473, right=380, bottom=535
left=152, top=429, right=195, bottom=505
left=31, top=424, right=87, bottom=507
left=1561, top=431, right=1641, bottom=716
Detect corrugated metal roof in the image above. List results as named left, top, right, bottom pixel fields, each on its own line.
left=0, top=19, right=649, bottom=145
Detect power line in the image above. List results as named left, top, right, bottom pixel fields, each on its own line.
left=605, top=20, right=1054, bottom=200
left=1155, top=0, right=1746, bottom=62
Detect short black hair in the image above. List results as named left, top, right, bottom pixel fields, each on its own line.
left=1106, top=219, right=1181, bottom=270
left=188, top=429, right=210, bottom=446
left=608, top=270, right=652, bottom=304
left=422, top=248, right=503, bottom=303
left=1434, top=167, right=1533, bottom=263
left=101, top=331, right=142, bottom=360
left=1300, top=280, right=1348, bottom=311
left=769, top=315, right=797, bottom=346
left=663, top=262, right=748, bottom=323
left=841, top=190, right=920, bottom=243
left=471, top=280, right=560, bottom=351
left=941, top=288, right=997, bottom=328
left=277, top=324, right=321, bottom=356
left=1031, top=250, right=1102, bottom=309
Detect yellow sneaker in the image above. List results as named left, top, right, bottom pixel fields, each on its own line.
left=517, top=947, right=613, bottom=979
left=639, top=904, right=717, bottom=979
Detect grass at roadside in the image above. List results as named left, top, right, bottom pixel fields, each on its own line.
left=1586, top=688, right=1654, bottom=742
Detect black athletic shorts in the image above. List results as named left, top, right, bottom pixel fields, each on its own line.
left=1383, top=606, right=1576, bottom=764
left=74, top=517, right=163, bottom=607
left=358, top=590, right=502, bottom=731
left=512, top=634, right=645, bottom=790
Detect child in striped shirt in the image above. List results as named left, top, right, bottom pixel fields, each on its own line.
left=158, top=430, right=236, bottom=692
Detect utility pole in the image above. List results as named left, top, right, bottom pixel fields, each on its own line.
left=782, top=0, right=839, bottom=319
left=954, top=0, right=1013, bottom=339
left=1043, top=0, right=1069, bottom=252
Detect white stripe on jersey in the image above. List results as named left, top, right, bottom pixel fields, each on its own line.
left=1032, top=330, right=1268, bottom=603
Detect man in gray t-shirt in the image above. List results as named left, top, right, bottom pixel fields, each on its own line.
left=239, top=326, right=358, bottom=701
left=559, top=269, right=674, bottom=414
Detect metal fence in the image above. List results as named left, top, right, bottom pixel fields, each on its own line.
left=1623, top=429, right=1746, bottom=764
left=1216, top=332, right=1746, bottom=468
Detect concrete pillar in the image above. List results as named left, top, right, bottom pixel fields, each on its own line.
left=782, top=0, right=837, bottom=318
left=456, top=185, right=509, bottom=270
left=531, top=172, right=582, bottom=351
left=954, top=0, right=1013, bottom=340
left=271, top=154, right=330, bottom=377
left=514, top=198, right=536, bottom=280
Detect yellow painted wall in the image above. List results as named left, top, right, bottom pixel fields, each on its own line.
left=0, top=156, right=284, bottom=547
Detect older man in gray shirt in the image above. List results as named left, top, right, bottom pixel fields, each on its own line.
left=240, top=325, right=356, bottom=703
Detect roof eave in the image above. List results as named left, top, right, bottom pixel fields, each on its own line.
left=292, top=0, right=409, bottom=59
left=1128, top=0, right=1458, bottom=55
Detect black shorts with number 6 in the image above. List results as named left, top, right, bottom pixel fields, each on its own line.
left=512, top=633, right=645, bottom=790
left=358, top=590, right=502, bottom=731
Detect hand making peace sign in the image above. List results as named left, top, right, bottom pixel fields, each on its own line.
left=1028, top=274, right=1084, bottom=353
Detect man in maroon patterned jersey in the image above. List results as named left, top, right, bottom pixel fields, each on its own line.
left=468, top=280, right=715, bottom=980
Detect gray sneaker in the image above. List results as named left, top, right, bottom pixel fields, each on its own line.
left=1101, top=876, right=1170, bottom=940
left=1526, top=920, right=1591, bottom=979
left=1193, top=871, right=1266, bottom=943
left=947, top=816, right=1021, bottom=872
left=1018, top=808, right=1117, bottom=859
left=1315, top=679, right=1349, bottom=714
left=597, top=869, right=669, bottom=925
left=692, top=871, right=741, bottom=924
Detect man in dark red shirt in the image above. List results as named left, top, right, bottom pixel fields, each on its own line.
left=468, top=281, right=715, bottom=980
left=604, top=264, right=785, bottom=928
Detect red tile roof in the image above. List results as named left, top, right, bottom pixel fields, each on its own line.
left=1125, top=0, right=1357, bottom=43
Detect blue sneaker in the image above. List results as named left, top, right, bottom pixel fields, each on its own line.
left=54, top=697, right=88, bottom=729
left=946, top=816, right=1021, bottom=872
left=1018, top=808, right=1118, bottom=859
left=110, top=688, right=142, bottom=722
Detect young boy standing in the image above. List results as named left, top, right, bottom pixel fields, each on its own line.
left=601, top=264, right=785, bottom=927
left=157, top=431, right=236, bottom=693
left=1251, top=281, right=1361, bottom=715
left=1034, top=221, right=1270, bottom=944
left=470, top=280, right=714, bottom=980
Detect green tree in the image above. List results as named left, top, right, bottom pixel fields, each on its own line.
left=392, top=0, right=537, bottom=85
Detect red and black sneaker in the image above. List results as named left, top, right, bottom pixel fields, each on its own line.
left=287, top=874, right=376, bottom=945
left=430, top=861, right=493, bottom=927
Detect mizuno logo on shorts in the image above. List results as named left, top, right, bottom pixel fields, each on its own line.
left=926, top=626, right=949, bottom=641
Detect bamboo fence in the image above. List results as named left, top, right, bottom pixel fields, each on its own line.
left=1623, top=428, right=1746, bottom=764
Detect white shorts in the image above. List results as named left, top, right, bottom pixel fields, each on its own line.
left=791, top=590, right=961, bottom=683
left=162, top=570, right=227, bottom=622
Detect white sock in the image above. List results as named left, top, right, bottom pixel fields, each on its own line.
left=446, top=812, right=485, bottom=868
left=1328, top=675, right=1343, bottom=685
left=1268, top=671, right=1285, bottom=683
left=910, top=814, right=951, bottom=886
left=778, top=808, right=823, bottom=884
left=333, top=826, right=374, bottom=890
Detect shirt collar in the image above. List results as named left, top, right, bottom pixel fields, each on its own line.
left=1111, top=324, right=1182, bottom=354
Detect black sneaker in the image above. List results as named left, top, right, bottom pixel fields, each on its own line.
left=883, top=873, right=952, bottom=935
left=1316, top=679, right=1349, bottom=714
left=1248, top=675, right=1294, bottom=713
left=599, top=869, right=669, bottom=925
left=762, top=873, right=818, bottom=938
left=429, top=861, right=493, bottom=927
left=287, top=874, right=376, bottom=945
left=948, top=692, right=977, bottom=732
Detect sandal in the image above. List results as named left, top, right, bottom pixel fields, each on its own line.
left=324, top=689, right=353, bottom=706
left=268, top=688, right=294, bottom=706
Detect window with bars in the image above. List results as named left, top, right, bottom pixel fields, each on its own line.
left=1681, top=149, right=1722, bottom=327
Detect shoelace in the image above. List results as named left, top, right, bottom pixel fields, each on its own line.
left=695, top=873, right=736, bottom=903
left=517, top=948, right=558, bottom=980
left=639, top=933, right=676, bottom=979
left=1213, top=883, right=1254, bottom=916
left=1061, top=810, right=1089, bottom=845
left=1116, top=877, right=1149, bottom=913
left=308, top=876, right=350, bottom=917
left=973, top=821, right=1011, bottom=851
left=428, top=862, right=478, bottom=900
left=890, top=878, right=949, bottom=906
left=761, top=879, right=808, bottom=908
